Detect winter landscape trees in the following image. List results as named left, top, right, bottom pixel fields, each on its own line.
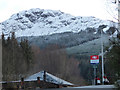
left=31, top=44, right=85, bottom=85
left=2, top=32, right=33, bottom=81
left=2, top=30, right=120, bottom=85
left=1, top=4, right=120, bottom=85
left=103, top=0, right=120, bottom=84
left=2, top=32, right=85, bottom=85
left=105, top=0, right=120, bottom=22
left=105, top=35, right=120, bottom=83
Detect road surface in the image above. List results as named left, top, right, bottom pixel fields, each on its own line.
left=44, top=85, right=116, bottom=90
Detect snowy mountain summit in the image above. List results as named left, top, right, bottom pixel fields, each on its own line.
left=0, top=8, right=118, bottom=38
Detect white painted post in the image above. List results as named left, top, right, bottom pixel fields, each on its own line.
left=101, top=29, right=104, bottom=85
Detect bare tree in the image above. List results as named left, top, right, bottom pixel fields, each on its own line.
left=105, top=0, right=120, bottom=22
left=104, top=0, right=120, bottom=38
left=31, top=44, right=86, bottom=85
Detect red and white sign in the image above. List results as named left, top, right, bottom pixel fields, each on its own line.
left=90, top=55, right=99, bottom=64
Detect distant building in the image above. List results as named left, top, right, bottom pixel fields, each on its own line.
left=24, top=70, right=74, bottom=86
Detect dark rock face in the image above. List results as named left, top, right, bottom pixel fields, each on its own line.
left=106, top=27, right=117, bottom=35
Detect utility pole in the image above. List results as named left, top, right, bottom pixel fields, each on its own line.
left=101, top=29, right=104, bottom=85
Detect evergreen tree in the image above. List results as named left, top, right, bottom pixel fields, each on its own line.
left=20, top=39, right=33, bottom=71
left=2, top=32, right=33, bottom=81
left=105, top=35, right=120, bottom=83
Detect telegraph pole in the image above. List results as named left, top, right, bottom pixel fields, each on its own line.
left=101, top=29, right=104, bottom=85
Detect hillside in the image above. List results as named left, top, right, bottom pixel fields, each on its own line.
left=66, top=35, right=110, bottom=57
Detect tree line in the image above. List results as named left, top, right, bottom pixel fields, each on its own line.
left=104, top=34, right=120, bottom=83
left=2, top=32, right=33, bottom=81
left=1, top=32, right=86, bottom=85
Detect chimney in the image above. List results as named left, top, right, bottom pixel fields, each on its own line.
left=43, top=71, right=46, bottom=82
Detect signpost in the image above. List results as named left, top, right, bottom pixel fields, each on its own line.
left=90, top=55, right=99, bottom=64
left=90, top=55, right=99, bottom=85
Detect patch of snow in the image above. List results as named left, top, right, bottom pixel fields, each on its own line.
left=103, top=26, right=109, bottom=33
left=93, top=32, right=97, bottom=34
left=112, top=30, right=118, bottom=37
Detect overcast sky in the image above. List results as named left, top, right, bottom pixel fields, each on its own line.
left=0, top=0, right=116, bottom=22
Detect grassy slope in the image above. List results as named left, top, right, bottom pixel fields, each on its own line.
left=66, top=35, right=110, bottom=57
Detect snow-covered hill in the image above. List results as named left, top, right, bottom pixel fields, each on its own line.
left=0, top=8, right=118, bottom=38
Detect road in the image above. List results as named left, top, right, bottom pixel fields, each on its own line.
left=44, top=85, right=117, bottom=90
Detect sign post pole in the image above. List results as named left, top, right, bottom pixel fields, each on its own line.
left=90, top=55, right=99, bottom=85
left=93, top=65, right=97, bottom=85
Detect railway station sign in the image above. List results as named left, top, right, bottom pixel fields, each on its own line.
left=90, top=55, right=99, bottom=64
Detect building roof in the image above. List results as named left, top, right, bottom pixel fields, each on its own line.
left=24, top=70, right=73, bottom=85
